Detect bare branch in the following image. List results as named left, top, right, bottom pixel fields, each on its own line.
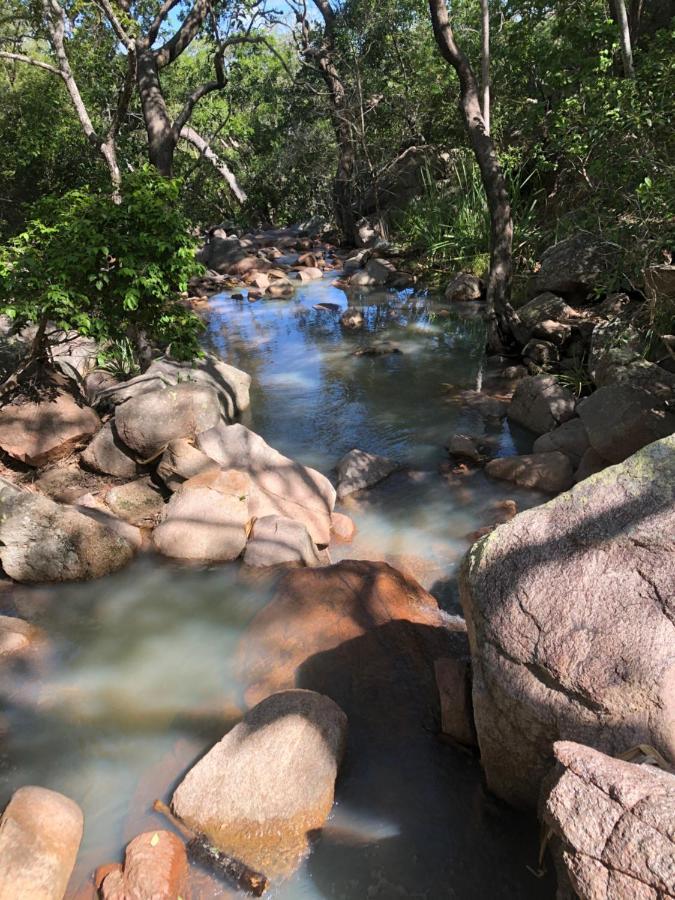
left=179, top=125, right=247, bottom=203
left=172, top=77, right=223, bottom=137
left=92, top=0, right=135, bottom=49
left=145, top=0, right=182, bottom=48
left=0, top=50, right=63, bottom=78
left=154, top=0, right=209, bottom=68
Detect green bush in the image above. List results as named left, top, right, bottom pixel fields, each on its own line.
left=0, top=168, right=204, bottom=366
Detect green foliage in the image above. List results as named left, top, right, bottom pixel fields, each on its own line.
left=0, top=168, right=204, bottom=362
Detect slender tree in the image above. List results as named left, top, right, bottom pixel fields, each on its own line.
left=613, top=0, right=635, bottom=76
left=428, top=0, right=516, bottom=348
left=479, top=0, right=490, bottom=134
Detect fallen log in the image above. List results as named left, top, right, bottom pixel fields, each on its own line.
left=152, top=799, right=269, bottom=896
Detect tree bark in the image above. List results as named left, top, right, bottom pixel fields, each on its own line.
left=179, top=126, right=247, bottom=203
left=613, top=0, right=635, bottom=76
left=428, top=0, right=515, bottom=349
left=480, top=0, right=490, bottom=134
left=136, top=47, right=175, bottom=176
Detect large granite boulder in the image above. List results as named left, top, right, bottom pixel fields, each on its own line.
left=0, top=786, right=83, bottom=900
left=528, top=234, right=621, bottom=301
left=577, top=384, right=675, bottom=464
left=172, top=689, right=347, bottom=877
left=243, top=515, right=326, bottom=568
left=197, top=423, right=336, bottom=545
left=152, top=469, right=250, bottom=562
left=532, top=417, right=590, bottom=465
left=0, top=392, right=100, bottom=467
left=444, top=273, right=483, bottom=302
left=514, top=292, right=577, bottom=345
left=541, top=741, right=675, bottom=900
left=508, top=375, right=576, bottom=434
left=460, top=435, right=675, bottom=809
left=81, top=420, right=141, bottom=478
left=0, top=487, right=136, bottom=582
left=102, top=477, right=165, bottom=527
left=156, top=438, right=218, bottom=492
left=115, top=382, right=222, bottom=461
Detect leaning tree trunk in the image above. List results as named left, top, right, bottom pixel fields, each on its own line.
left=429, top=0, right=515, bottom=350
left=613, top=0, right=635, bottom=76
left=136, top=48, right=176, bottom=175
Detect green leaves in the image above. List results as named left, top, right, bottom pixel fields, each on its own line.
left=0, top=167, right=204, bottom=364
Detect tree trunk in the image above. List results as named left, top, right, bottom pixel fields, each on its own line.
left=136, top=48, right=175, bottom=175
left=613, top=0, right=635, bottom=76
left=480, top=0, right=490, bottom=134
left=428, top=0, right=515, bottom=349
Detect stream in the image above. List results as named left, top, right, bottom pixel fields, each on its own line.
left=0, top=273, right=554, bottom=898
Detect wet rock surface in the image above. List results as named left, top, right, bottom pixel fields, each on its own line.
left=461, top=435, right=675, bottom=808
left=336, top=448, right=397, bottom=498
left=98, top=830, right=188, bottom=900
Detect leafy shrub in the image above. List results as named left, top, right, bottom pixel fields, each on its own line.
left=0, top=168, right=204, bottom=366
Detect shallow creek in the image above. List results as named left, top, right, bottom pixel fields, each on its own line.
left=0, top=274, right=554, bottom=898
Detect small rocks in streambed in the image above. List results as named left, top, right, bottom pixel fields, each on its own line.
left=507, top=374, right=576, bottom=434
left=522, top=338, right=559, bottom=369
left=0, top=488, right=136, bottom=582
left=0, top=786, right=83, bottom=900
left=292, top=267, right=323, bottom=283
left=448, top=389, right=508, bottom=421
left=353, top=340, right=402, bottom=357
left=102, top=477, right=165, bottom=527
left=81, top=419, right=142, bottom=478
left=485, top=451, right=574, bottom=493
left=340, top=307, right=364, bottom=329
left=115, top=382, right=223, bottom=461
left=336, top=448, right=397, bottom=498
left=446, top=433, right=482, bottom=464
left=541, top=741, right=675, bottom=900
left=156, top=438, right=219, bottom=492
left=434, top=658, right=476, bottom=748
left=153, top=469, right=251, bottom=563
left=0, top=391, right=100, bottom=468
left=98, top=830, right=188, bottom=900
left=172, top=689, right=347, bottom=878
left=461, top=434, right=675, bottom=809
left=314, top=302, right=341, bottom=313
left=0, top=615, right=47, bottom=662
left=444, top=272, right=484, bottom=302
left=330, top=511, right=356, bottom=544
left=243, top=515, right=327, bottom=568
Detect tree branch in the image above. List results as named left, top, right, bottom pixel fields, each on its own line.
left=92, top=0, right=135, bottom=49
left=146, top=0, right=182, bottom=48
left=154, top=0, right=209, bottom=68
left=179, top=125, right=247, bottom=203
left=0, top=50, right=63, bottom=77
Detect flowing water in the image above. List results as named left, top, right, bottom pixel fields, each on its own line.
left=0, top=273, right=553, bottom=898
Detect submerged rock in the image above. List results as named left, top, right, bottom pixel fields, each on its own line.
left=541, top=741, right=675, bottom=900
left=0, top=615, right=46, bottom=662
left=197, top=423, right=336, bottom=545
left=335, top=448, right=397, bottom=498
left=115, top=382, right=222, bottom=461
left=0, top=392, right=100, bottom=468
left=461, top=435, right=675, bottom=808
left=0, top=786, right=83, bottom=900
left=172, top=689, right=347, bottom=877
left=330, top=511, right=356, bottom=543
left=339, top=307, right=364, bottom=328
left=485, top=451, right=574, bottom=493
left=0, top=487, right=136, bottom=582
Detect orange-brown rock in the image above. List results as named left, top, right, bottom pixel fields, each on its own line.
left=0, top=393, right=100, bottom=467
left=99, top=831, right=188, bottom=900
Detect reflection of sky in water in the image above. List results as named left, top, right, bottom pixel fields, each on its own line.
left=0, top=275, right=552, bottom=899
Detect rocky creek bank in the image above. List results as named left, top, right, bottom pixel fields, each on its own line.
left=0, top=226, right=673, bottom=898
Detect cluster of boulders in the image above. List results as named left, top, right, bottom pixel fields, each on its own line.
left=190, top=224, right=336, bottom=302
left=0, top=348, right=361, bottom=584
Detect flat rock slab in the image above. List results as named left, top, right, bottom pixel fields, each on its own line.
left=485, top=451, right=574, bottom=493
left=0, top=487, right=135, bottom=583
left=172, top=689, right=347, bottom=877
left=115, top=382, right=222, bottom=461
left=461, top=434, right=675, bottom=809
left=542, top=741, right=675, bottom=899
left=0, top=786, right=83, bottom=900
left=197, top=423, right=335, bottom=546
left=0, top=392, right=100, bottom=467
left=336, top=448, right=397, bottom=498
left=243, top=515, right=325, bottom=568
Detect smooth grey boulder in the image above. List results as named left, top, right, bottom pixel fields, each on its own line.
left=172, top=689, right=347, bottom=877
left=460, top=435, right=675, bottom=809
left=532, top=417, right=590, bottom=464
left=244, top=515, right=326, bottom=568
left=115, top=382, right=222, bottom=461
left=514, top=292, right=576, bottom=344
left=336, top=448, right=397, bottom=498
left=508, top=375, right=576, bottom=434
left=444, top=273, right=483, bottom=302
left=541, top=741, right=675, bottom=900
left=0, top=489, right=135, bottom=582
left=81, top=420, right=141, bottom=477
left=528, top=234, right=621, bottom=301
left=577, top=384, right=675, bottom=464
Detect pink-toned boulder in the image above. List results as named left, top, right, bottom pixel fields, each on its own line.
left=0, top=786, right=83, bottom=900
left=541, top=741, right=675, bottom=900
left=99, top=831, right=188, bottom=900
left=243, top=515, right=326, bottom=568
left=197, top=423, right=336, bottom=545
left=330, top=511, right=356, bottom=543
left=0, top=392, right=100, bottom=467
left=461, top=435, right=675, bottom=809
left=485, top=451, right=574, bottom=493
left=156, top=438, right=218, bottom=492
left=172, top=689, right=347, bottom=877
left=80, top=420, right=140, bottom=478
